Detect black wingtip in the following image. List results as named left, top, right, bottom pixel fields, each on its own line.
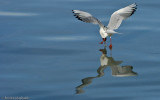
left=130, top=3, right=137, bottom=16
left=72, top=10, right=75, bottom=13
left=131, top=8, right=137, bottom=16
left=133, top=3, right=138, bottom=7
left=72, top=10, right=82, bottom=21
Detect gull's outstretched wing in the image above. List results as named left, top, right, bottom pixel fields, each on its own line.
left=107, top=3, right=137, bottom=30
left=72, top=10, right=104, bottom=27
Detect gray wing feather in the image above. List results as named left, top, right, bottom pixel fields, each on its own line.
left=107, top=3, right=137, bottom=30
left=72, top=10, right=104, bottom=27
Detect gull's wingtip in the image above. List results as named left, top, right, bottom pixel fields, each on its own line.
left=72, top=10, right=79, bottom=13
left=132, top=3, right=137, bottom=7
left=129, top=3, right=137, bottom=16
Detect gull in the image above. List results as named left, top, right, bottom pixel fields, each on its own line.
left=72, top=3, right=137, bottom=48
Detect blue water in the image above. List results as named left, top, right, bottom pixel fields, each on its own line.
left=0, top=0, right=160, bottom=100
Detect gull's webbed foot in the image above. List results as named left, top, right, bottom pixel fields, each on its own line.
left=109, top=44, right=112, bottom=49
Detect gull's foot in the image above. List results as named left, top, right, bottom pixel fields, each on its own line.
left=109, top=44, right=112, bottom=49
left=99, top=41, right=103, bottom=44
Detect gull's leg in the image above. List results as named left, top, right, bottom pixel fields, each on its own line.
left=109, top=36, right=112, bottom=49
left=99, top=38, right=106, bottom=44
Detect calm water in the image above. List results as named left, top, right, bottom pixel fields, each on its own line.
left=0, top=0, right=160, bottom=100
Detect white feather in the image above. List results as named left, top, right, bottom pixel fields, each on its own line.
left=107, top=3, right=137, bottom=30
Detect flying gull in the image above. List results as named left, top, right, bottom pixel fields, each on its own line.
left=72, top=3, right=137, bottom=48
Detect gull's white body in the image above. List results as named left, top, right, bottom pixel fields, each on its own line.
left=99, top=27, right=108, bottom=38
left=72, top=3, right=137, bottom=39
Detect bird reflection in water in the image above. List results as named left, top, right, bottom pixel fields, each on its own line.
left=76, top=47, right=137, bottom=94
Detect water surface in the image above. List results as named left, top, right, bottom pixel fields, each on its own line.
left=0, top=0, right=160, bottom=100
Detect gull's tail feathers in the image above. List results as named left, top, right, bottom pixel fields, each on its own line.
left=106, top=30, right=123, bottom=35
left=106, top=30, right=118, bottom=34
